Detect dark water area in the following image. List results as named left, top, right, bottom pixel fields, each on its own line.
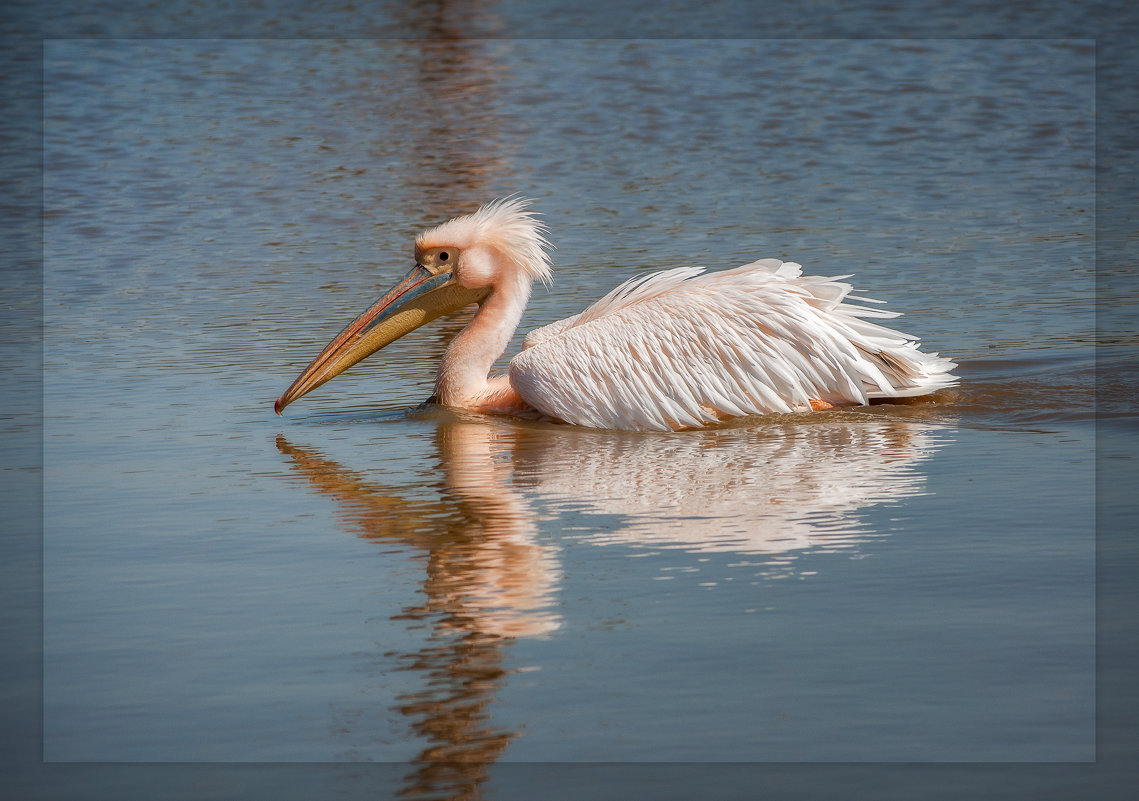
left=8, top=26, right=1136, bottom=801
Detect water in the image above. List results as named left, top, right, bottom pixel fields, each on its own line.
left=37, top=36, right=1111, bottom=798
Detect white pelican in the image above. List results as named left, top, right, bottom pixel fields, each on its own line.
left=274, top=198, right=957, bottom=430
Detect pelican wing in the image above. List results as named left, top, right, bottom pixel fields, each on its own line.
left=520, top=313, right=582, bottom=350
left=508, top=260, right=956, bottom=430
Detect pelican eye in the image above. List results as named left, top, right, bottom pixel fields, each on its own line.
left=439, top=251, right=450, bottom=262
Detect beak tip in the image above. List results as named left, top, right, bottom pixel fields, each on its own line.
left=274, top=397, right=285, bottom=415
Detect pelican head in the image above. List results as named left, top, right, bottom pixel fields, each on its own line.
left=274, top=198, right=551, bottom=414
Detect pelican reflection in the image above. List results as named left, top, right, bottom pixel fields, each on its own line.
left=276, top=412, right=945, bottom=798
left=510, top=415, right=943, bottom=558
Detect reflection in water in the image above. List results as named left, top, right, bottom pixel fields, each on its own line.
left=510, top=416, right=942, bottom=560
left=277, top=411, right=946, bottom=798
left=277, top=425, right=558, bottom=801
left=401, top=28, right=512, bottom=220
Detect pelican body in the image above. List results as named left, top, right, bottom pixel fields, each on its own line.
left=275, top=199, right=956, bottom=431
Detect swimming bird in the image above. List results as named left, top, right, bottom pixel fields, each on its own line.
left=274, top=198, right=956, bottom=430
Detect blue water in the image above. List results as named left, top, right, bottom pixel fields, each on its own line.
left=30, top=34, right=1112, bottom=800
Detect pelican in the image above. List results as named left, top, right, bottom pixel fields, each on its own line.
left=274, top=198, right=957, bottom=430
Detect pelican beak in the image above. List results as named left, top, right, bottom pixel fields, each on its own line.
left=274, top=264, right=488, bottom=414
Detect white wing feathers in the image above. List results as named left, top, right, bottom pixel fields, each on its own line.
left=509, top=260, right=957, bottom=431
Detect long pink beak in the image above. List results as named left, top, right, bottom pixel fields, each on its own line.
left=274, top=264, right=488, bottom=414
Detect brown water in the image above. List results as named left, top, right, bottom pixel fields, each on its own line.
left=33, top=35, right=1122, bottom=801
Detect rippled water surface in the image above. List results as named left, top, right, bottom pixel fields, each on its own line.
left=42, top=37, right=1103, bottom=797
